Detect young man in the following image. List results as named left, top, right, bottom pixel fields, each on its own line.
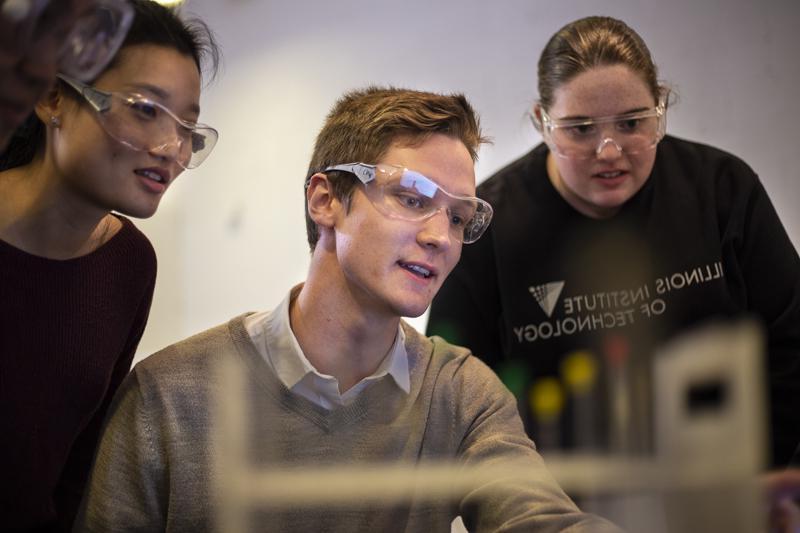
left=75, top=87, right=620, bottom=531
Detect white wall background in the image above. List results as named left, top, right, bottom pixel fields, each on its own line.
left=134, top=0, right=800, bottom=362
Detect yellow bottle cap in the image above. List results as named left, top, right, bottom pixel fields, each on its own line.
left=529, top=377, right=564, bottom=421
left=561, top=350, right=598, bottom=395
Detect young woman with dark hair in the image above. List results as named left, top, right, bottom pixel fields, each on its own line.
left=0, top=1, right=219, bottom=529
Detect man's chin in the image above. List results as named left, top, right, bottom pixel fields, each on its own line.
left=398, top=300, right=432, bottom=319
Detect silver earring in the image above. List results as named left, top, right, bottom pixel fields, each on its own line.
left=50, top=116, right=60, bottom=127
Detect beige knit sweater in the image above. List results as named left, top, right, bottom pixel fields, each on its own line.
left=75, top=314, right=621, bottom=532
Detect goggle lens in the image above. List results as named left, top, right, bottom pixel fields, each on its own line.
left=58, top=0, right=134, bottom=81
left=97, top=94, right=218, bottom=169
left=324, top=163, right=493, bottom=244
left=58, top=75, right=218, bottom=169
left=537, top=99, right=667, bottom=160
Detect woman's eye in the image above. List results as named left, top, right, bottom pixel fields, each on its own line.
left=565, top=124, right=595, bottom=136
left=129, top=101, right=159, bottom=119
left=618, top=118, right=641, bottom=132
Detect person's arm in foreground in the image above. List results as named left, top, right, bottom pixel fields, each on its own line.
left=445, top=346, right=623, bottom=532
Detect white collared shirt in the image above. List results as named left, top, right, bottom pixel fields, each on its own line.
left=244, top=287, right=410, bottom=410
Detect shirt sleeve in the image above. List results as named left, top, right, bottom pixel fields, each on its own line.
left=450, top=354, right=623, bottom=532
left=724, top=170, right=800, bottom=466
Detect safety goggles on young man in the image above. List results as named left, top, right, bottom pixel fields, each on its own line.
left=57, top=74, right=218, bottom=169
left=322, top=163, right=493, bottom=244
left=536, top=95, right=667, bottom=160
left=3, top=0, right=133, bottom=81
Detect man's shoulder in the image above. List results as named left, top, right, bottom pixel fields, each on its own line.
left=134, top=313, right=254, bottom=382
left=405, top=323, right=503, bottom=388
left=404, top=322, right=466, bottom=364
left=410, top=326, right=524, bottom=438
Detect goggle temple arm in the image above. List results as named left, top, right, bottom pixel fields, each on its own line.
left=57, top=74, right=111, bottom=113
left=324, top=163, right=377, bottom=185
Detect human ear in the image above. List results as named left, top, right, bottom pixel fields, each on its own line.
left=33, top=84, right=65, bottom=127
left=306, top=172, right=339, bottom=229
left=531, top=103, right=545, bottom=133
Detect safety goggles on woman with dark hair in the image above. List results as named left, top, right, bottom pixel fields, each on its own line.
left=58, top=74, right=218, bottom=169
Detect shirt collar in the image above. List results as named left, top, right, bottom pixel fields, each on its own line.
left=245, top=285, right=410, bottom=395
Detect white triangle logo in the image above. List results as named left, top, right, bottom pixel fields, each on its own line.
left=528, top=281, right=565, bottom=318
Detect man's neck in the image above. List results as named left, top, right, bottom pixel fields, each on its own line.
left=289, top=263, right=400, bottom=393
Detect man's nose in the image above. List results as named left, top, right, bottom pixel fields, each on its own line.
left=417, top=208, right=454, bottom=250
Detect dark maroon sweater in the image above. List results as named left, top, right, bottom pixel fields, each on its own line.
left=0, top=215, right=156, bottom=531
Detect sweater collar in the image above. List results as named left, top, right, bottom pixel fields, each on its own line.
left=244, top=285, right=411, bottom=402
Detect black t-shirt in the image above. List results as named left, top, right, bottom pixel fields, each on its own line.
left=428, top=135, right=800, bottom=467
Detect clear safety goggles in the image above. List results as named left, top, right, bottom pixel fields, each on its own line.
left=3, top=0, right=134, bottom=81
left=322, top=163, right=493, bottom=244
left=536, top=96, right=667, bottom=160
left=58, top=74, right=218, bottom=169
